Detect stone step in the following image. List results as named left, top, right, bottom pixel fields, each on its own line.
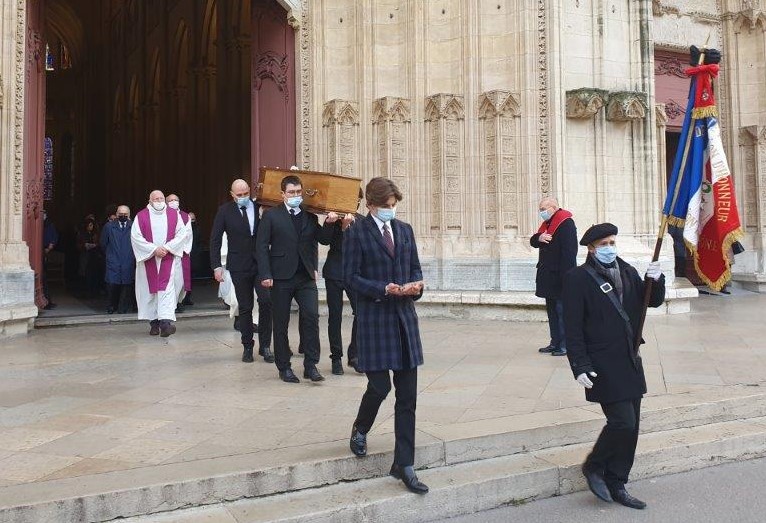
left=120, top=416, right=766, bottom=523
left=1, top=389, right=764, bottom=523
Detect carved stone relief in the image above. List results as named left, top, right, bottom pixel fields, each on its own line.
left=479, top=91, right=521, bottom=230
left=565, top=88, right=609, bottom=119
left=738, top=126, right=764, bottom=229
left=732, top=0, right=766, bottom=33
left=537, top=0, right=550, bottom=194
left=14, top=0, right=28, bottom=214
left=253, top=51, right=289, bottom=99
left=425, top=94, right=464, bottom=232
left=655, top=103, right=669, bottom=127
left=322, top=99, right=359, bottom=176
left=298, top=4, right=311, bottom=168
left=606, top=92, right=648, bottom=121
left=372, top=97, right=411, bottom=218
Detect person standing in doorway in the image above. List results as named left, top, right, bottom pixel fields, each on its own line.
left=564, top=223, right=664, bottom=510
left=346, top=177, right=428, bottom=495
left=101, top=205, right=136, bottom=314
left=531, top=196, right=578, bottom=356
left=210, top=179, right=273, bottom=364
left=166, top=194, right=194, bottom=312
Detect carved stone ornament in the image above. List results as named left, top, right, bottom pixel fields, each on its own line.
left=424, top=94, right=465, bottom=122
left=652, top=0, right=680, bottom=17
left=606, top=91, right=648, bottom=122
left=565, top=88, right=609, bottom=119
left=738, top=125, right=766, bottom=146
left=322, top=99, right=359, bottom=126
left=664, top=99, right=686, bottom=120
left=655, top=55, right=687, bottom=78
left=733, top=0, right=766, bottom=32
left=371, top=97, right=411, bottom=124
left=254, top=51, right=289, bottom=100
left=478, top=90, right=521, bottom=119
left=655, top=103, right=669, bottom=127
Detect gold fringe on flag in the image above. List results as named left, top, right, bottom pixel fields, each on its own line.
left=685, top=227, right=745, bottom=292
left=691, top=106, right=718, bottom=119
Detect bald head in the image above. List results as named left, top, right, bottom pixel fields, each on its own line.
left=149, top=190, right=164, bottom=202
left=538, top=197, right=559, bottom=210
left=230, top=179, right=251, bottom=203
left=117, top=205, right=130, bottom=216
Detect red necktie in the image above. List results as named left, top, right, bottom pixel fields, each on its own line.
left=383, top=224, right=394, bottom=257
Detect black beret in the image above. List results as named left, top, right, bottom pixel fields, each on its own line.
left=580, top=222, right=618, bottom=246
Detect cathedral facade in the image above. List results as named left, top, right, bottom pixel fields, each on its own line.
left=1, top=0, right=765, bottom=335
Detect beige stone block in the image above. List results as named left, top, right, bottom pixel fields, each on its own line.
left=93, top=438, right=197, bottom=465
left=0, top=452, right=82, bottom=483
left=0, top=427, right=71, bottom=452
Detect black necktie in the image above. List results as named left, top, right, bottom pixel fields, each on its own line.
left=290, top=209, right=301, bottom=234
left=240, top=206, right=251, bottom=235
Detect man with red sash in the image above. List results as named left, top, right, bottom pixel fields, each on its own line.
left=530, top=197, right=578, bottom=356
left=131, top=190, right=190, bottom=337
left=166, top=194, right=194, bottom=311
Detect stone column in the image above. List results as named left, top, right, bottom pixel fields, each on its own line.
left=371, top=96, right=411, bottom=220
left=736, top=126, right=766, bottom=290
left=424, top=93, right=465, bottom=234
left=322, top=99, right=359, bottom=176
left=655, top=103, right=668, bottom=210
left=478, top=90, right=522, bottom=236
left=0, top=0, right=36, bottom=336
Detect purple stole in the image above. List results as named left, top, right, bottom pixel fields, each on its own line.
left=136, top=208, right=178, bottom=293
left=179, top=211, right=192, bottom=292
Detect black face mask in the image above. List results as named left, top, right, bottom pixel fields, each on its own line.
left=118, top=216, right=129, bottom=223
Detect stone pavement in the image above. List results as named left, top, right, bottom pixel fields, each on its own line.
left=0, top=291, right=765, bottom=510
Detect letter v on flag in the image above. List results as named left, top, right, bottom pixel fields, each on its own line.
left=662, top=55, right=743, bottom=291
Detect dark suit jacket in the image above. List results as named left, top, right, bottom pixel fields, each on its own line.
left=255, top=205, right=334, bottom=281
left=210, top=200, right=262, bottom=274
left=563, top=256, right=665, bottom=404
left=530, top=211, right=578, bottom=299
left=322, top=212, right=365, bottom=281
left=343, top=215, right=424, bottom=372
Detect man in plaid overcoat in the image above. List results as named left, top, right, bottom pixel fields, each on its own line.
left=344, top=177, right=429, bottom=495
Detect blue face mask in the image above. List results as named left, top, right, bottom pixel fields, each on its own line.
left=539, top=210, right=551, bottom=221
left=376, top=207, right=396, bottom=222
left=236, top=196, right=251, bottom=207
left=594, top=245, right=617, bottom=265
left=286, top=196, right=303, bottom=208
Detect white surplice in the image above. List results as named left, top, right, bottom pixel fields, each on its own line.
left=131, top=205, right=190, bottom=321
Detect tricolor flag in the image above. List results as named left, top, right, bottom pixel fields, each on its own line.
left=662, top=47, right=743, bottom=291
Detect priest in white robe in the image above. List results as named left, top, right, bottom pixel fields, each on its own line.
left=131, top=190, right=189, bottom=337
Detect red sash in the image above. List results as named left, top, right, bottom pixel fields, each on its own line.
left=136, top=208, right=178, bottom=293
left=537, top=209, right=573, bottom=236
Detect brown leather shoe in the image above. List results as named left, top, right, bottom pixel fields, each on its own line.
left=149, top=320, right=160, bottom=336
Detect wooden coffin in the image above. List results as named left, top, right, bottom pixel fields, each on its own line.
left=256, top=167, right=362, bottom=215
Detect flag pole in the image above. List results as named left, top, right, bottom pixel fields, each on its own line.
left=633, top=46, right=707, bottom=351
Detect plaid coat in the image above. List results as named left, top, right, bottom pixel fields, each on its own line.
left=343, top=214, right=424, bottom=372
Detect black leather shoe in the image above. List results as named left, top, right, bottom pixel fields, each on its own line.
left=279, top=368, right=300, bottom=383
left=149, top=320, right=160, bottom=336
left=159, top=321, right=176, bottom=338
left=107, top=307, right=115, bottom=315
left=332, top=360, right=344, bottom=375
left=551, top=347, right=567, bottom=356
left=303, top=366, right=325, bottom=382
left=582, top=464, right=612, bottom=502
left=259, top=346, right=275, bottom=363
left=538, top=344, right=555, bottom=353
left=610, top=488, right=646, bottom=509
left=349, top=426, right=367, bottom=457
left=390, top=464, right=429, bottom=494
left=242, top=347, right=254, bottom=363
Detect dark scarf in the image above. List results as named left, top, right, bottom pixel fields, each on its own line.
left=589, top=254, right=624, bottom=303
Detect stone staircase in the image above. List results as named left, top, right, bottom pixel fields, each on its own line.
left=1, top=388, right=765, bottom=523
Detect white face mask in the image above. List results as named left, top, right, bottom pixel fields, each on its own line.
left=168, top=201, right=180, bottom=210
left=152, top=201, right=166, bottom=211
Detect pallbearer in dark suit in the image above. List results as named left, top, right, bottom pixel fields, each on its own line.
left=323, top=189, right=365, bottom=375
left=210, top=179, right=273, bottom=364
left=564, top=223, right=665, bottom=510
left=345, top=177, right=428, bottom=495
left=256, top=174, right=339, bottom=384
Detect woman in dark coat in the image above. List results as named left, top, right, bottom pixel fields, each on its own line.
left=344, top=177, right=428, bottom=495
left=77, top=217, right=104, bottom=297
left=563, top=223, right=665, bottom=510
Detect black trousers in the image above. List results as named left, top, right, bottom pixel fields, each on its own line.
left=325, top=278, right=357, bottom=361
left=107, top=283, right=133, bottom=313
left=271, top=271, right=320, bottom=370
left=545, top=298, right=565, bottom=349
left=585, top=397, right=642, bottom=490
left=231, top=270, right=272, bottom=351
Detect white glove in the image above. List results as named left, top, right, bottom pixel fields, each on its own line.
left=645, top=261, right=662, bottom=281
left=576, top=371, right=598, bottom=389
